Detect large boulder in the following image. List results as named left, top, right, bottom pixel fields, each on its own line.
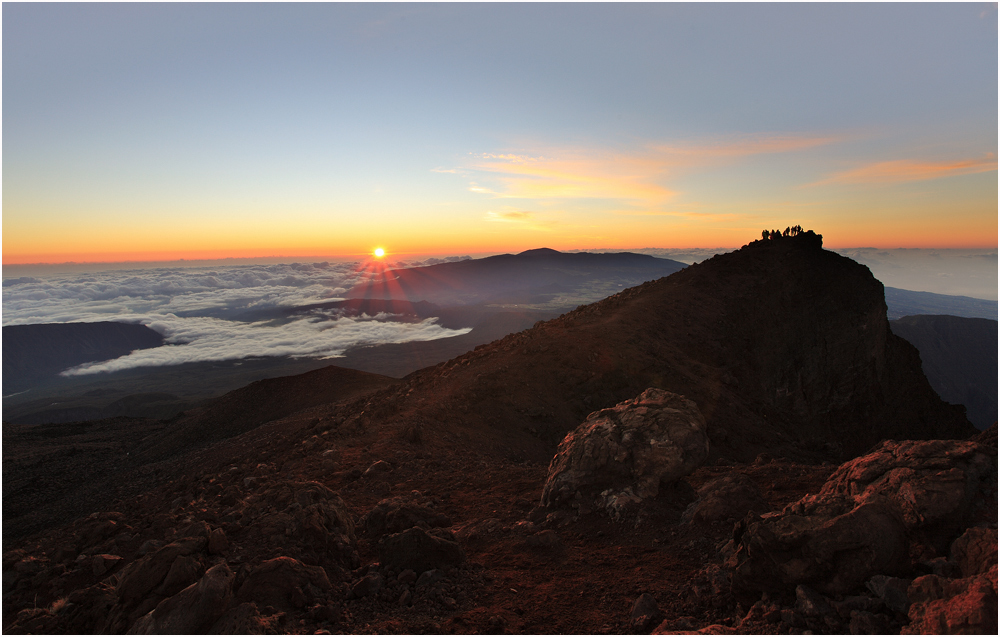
left=817, top=439, right=996, bottom=552
left=115, top=536, right=207, bottom=606
left=951, top=527, right=998, bottom=578
left=904, top=566, right=998, bottom=635
left=731, top=494, right=910, bottom=597
left=127, top=563, right=234, bottom=634
left=235, top=557, right=332, bottom=612
left=540, top=389, right=709, bottom=514
left=730, top=439, right=996, bottom=597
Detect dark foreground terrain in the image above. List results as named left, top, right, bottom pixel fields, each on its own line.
left=3, top=232, right=995, bottom=635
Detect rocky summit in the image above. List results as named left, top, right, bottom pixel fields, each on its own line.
left=3, top=232, right=992, bottom=635
left=354, top=230, right=973, bottom=463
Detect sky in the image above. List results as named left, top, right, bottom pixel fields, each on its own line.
left=3, top=3, right=998, bottom=265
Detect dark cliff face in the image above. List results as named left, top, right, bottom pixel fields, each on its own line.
left=686, top=235, right=974, bottom=455
left=358, top=233, right=973, bottom=462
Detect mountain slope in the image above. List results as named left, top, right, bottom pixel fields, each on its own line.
left=2, top=321, right=164, bottom=395
left=890, top=315, right=998, bottom=428
left=3, top=364, right=398, bottom=540
left=353, top=232, right=973, bottom=462
left=347, top=248, right=688, bottom=306
left=132, top=364, right=399, bottom=463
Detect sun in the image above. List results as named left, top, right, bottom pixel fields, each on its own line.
left=373, top=247, right=385, bottom=258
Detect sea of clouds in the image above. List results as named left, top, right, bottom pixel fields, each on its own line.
left=2, top=258, right=473, bottom=376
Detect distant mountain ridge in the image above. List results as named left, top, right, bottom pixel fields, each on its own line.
left=884, top=287, right=997, bottom=320
left=890, top=315, right=998, bottom=429
left=2, top=322, right=163, bottom=395
left=347, top=248, right=688, bottom=306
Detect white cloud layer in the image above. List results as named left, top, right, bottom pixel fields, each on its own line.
left=3, top=260, right=472, bottom=375
left=59, top=313, right=469, bottom=376
left=832, top=249, right=998, bottom=300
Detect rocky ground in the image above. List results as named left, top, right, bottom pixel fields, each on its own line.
left=3, top=387, right=995, bottom=634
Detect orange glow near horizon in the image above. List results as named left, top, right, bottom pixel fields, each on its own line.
left=4, top=229, right=998, bottom=266
left=3, top=205, right=996, bottom=266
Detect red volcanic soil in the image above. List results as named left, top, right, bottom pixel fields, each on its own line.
left=3, top=395, right=839, bottom=634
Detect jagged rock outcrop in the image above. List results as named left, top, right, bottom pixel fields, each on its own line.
left=730, top=439, right=997, bottom=597
left=904, top=565, right=998, bottom=635
left=540, top=389, right=709, bottom=516
left=732, top=493, right=910, bottom=596
left=815, top=439, right=996, bottom=552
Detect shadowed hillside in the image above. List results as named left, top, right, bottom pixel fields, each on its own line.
left=890, top=314, right=998, bottom=429
left=2, top=322, right=164, bottom=395
left=3, top=365, right=397, bottom=540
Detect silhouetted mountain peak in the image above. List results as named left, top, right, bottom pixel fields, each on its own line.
left=347, top=248, right=687, bottom=306
left=517, top=247, right=561, bottom=256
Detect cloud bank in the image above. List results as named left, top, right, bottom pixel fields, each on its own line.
left=3, top=259, right=472, bottom=376
left=59, top=314, right=469, bottom=376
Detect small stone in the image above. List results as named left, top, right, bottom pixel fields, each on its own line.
left=207, top=528, right=229, bottom=555
left=512, top=521, right=537, bottom=535
left=397, top=569, right=417, bottom=585
left=416, top=569, right=444, bottom=588
left=526, top=530, right=562, bottom=549
left=866, top=575, right=911, bottom=614
left=91, top=554, right=122, bottom=578
left=629, top=593, right=663, bottom=633
left=364, top=461, right=393, bottom=477
left=795, top=584, right=834, bottom=617
left=351, top=572, right=383, bottom=599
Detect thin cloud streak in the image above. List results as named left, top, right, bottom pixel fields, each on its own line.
left=483, top=209, right=554, bottom=231
left=814, top=154, right=998, bottom=185
left=485, top=210, right=534, bottom=222
left=468, top=133, right=839, bottom=206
